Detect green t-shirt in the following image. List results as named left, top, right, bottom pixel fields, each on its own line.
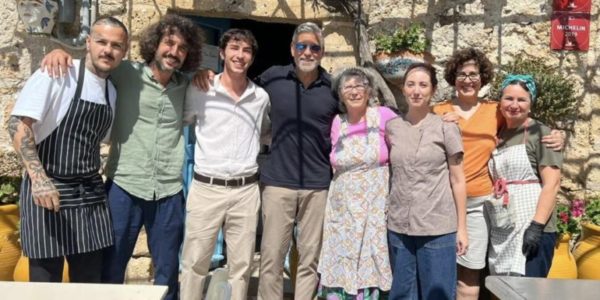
left=497, top=119, right=563, bottom=232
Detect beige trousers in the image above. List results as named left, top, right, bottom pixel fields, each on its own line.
left=180, top=180, right=260, bottom=300
left=257, top=185, right=328, bottom=300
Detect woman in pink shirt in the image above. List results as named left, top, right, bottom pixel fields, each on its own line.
left=317, top=67, right=396, bottom=299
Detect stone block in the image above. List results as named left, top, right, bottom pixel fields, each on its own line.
left=125, top=256, right=153, bottom=284
left=132, top=227, right=150, bottom=257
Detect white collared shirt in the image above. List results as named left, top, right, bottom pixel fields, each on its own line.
left=184, top=73, right=270, bottom=178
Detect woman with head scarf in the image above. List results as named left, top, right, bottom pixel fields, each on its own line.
left=486, top=75, right=562, bottom=277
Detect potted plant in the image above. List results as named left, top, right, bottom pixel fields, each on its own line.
left=0, top=176, right=21, bottom=280
left=573, top=197, right=600, bottom=279
left=372, top=23, right=434, bottom=86
left=548, top=199, right=584, bottom=279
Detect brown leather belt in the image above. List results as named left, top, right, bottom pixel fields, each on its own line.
left=193, top=172, right=259, bottom=187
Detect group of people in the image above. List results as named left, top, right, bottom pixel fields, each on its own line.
left=8, top=13, right=565, bottom=300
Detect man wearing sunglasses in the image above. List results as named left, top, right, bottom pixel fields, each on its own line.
left=195, top=22, right=338, bottom=299
left=255, top=22, right=338, bottom=300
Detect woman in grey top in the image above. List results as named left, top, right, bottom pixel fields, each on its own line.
left=385, top=63, right=468, bottom=300
left=486, top=75, right=562, bottom=277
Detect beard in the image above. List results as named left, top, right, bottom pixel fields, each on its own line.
left=156, top=54, right=182, bottom=72
left=295, top=58, right=319, bottom=73
left=87, top=53, right=116, bottom=77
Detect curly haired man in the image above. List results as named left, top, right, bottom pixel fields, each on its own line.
left=41, top=14, right=204, bottom=300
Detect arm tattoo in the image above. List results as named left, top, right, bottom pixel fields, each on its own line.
left=8, top=116, right=19, bottom=140
left=19, top=125, right=45, bottom=176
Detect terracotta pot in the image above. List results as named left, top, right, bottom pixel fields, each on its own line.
left=573, top=222, right=600, bottom=279
left=0, top=204, right=21, bottom=281
left=547, top=233, right=577, bottom=279
left=13, top=255, right=69, bottom=282
left=372, top=50, right=435, bottom=87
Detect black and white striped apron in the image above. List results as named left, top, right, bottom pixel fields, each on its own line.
left=20, top=57, right=114, bottom=259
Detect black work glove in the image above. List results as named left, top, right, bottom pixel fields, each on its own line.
left=522, top=220, right=545, bottom=257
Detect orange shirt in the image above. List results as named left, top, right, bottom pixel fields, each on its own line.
left=432, top=100, right=503, bottom=197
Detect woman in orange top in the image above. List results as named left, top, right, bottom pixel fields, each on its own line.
left=432, top=48, right=563, bottom=300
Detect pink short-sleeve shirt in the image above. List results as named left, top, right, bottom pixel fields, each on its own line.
left=330, top=106, right=397, bottom=168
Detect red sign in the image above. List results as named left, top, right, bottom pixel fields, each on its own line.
left=553, top=0, right=592, bottom=12
left=551, top=12, right=590, bottom=51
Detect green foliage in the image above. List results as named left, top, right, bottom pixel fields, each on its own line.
left=0, top=177, right=21, bottom=205
left=375, top=24, right=428, bottom=54
left=490, top=57, right=577, bottom=129
left=583, top=198, right=600, bottom=226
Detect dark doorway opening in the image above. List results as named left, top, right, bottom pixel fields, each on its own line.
left=230, top=19, right=296, bottom=79
left=190, top=16, right=296, bottom=80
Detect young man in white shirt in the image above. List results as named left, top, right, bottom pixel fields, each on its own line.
left=180, top=28, right=270, bottom=300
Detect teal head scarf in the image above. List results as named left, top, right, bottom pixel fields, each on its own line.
left=500, top=74, right=537, bottom=104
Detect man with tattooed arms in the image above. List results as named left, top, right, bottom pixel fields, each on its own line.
left=8, top=16, right=128, bottom=283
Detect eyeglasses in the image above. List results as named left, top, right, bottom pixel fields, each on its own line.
left=456, top=73, right=481, bottom=82
left=342, top=84, right=367, bottom=93
left=295, top=43, right=322, bottom=53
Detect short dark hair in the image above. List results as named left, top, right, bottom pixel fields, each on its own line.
left=139, top=14, right=205, bottom=72
left=92, top=16, right=129, bottom=39
left=218, top=28, right=258, bottom=58
left=403, top=62, right=438, bottom=90
left=444, top=48, right=494, bottom=86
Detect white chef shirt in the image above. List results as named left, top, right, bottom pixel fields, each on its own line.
left=11, top=59, right=117, bottom=143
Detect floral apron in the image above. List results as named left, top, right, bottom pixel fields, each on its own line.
left=487, top=120, right=541, bottom=275
left=318, top=107, right=392, bottom=296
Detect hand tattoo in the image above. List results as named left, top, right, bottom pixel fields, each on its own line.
left=32, top=177, right=56, bottom=194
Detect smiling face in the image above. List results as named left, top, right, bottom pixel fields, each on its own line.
left=85, top=23, right=128, bottom=78
left=500, top=83, right=532, bottom=125
left=153, top=30, right=189, bottom=72
left=455, top=60, right=482, bottom=100
left=220, top=39, right=254, bottom=76
left=340, top=76, right=370, bottom=113
left=403, top=68, right=435, bottom=111
left=291, top=32, right=323, bottom=73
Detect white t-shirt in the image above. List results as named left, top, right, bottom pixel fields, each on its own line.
left=185, top=73, right=270, bottom=178
left=12, top=59, right=117, bottom=144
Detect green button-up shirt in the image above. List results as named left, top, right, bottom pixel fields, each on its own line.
left=105, top=61, right=188, bottom=200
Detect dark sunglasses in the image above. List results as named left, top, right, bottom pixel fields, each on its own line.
left=295, top=43, right=322, bottom=53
